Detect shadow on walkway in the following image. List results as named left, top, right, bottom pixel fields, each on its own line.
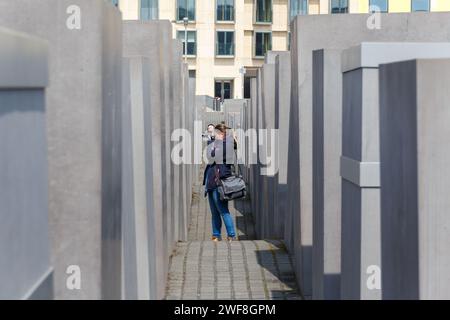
left=166, top=169, right=301, bottom=300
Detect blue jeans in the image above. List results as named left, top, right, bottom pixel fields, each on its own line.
left=207, top=189, right=236, bottom=238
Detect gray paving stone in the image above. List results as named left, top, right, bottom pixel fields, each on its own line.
left=165, top=167, right=301, bottom=300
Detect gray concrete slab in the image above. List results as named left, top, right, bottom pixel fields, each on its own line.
left=260, top=61, right=277, bottom=239
left=275, top=52, right=292, bottom=252
left=265, top=51, right=284, bottom=65
left=180, top=62, right=189, bottom=242
left=312, top=49, right=342, bottom=300
left=254, top=69, right=264, bottom=237
left=0, top=0, right=123, bottom=299
left=379, top=58, right=450, bottom=300
left=0, top=27, right=48, bottom=88
left=340, top=42, right=450, bottom=300
left=121, top=57, right=138, bottom=300
left=121, top=57, right=153, bottom=300
left=248, top=78, right=258, bottom=206
left=239, top=99, right=251, bottom=182
left=145, top=46, right=167, bottom=301
left=223, top=99, right=246, bottom=114
left=171, top=39, right=184, bottom=243
left=0, top=27, right=52, bottom=300
left=160, top=24, right=175, bottom=267
left=289, top=12, right=450, bottom=297
left=188, top=76, right=197, bottom=220
left=123, top=21, right=186, bottom=300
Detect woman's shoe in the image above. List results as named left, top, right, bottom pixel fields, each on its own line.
left=211, top=236, right=221, bottom=242
left=227, top=236, right=236, bottom=243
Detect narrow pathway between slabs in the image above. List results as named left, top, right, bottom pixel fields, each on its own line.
left=165, top=167, right=302, bottom=300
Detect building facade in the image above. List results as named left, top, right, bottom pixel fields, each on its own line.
left=114, top=0, right=450, bottom=99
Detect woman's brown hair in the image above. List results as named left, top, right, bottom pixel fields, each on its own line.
left=214, top=123, right=230, bottom=134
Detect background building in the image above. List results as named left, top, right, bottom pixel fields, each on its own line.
left=289, top=0, right=450, bottom=17
left=115, top=0, right=450, bottom=99
left=117, top=0, right=289, bottom=99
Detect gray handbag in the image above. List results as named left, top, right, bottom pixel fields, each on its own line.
left=216, top=164, right=246, bottom=201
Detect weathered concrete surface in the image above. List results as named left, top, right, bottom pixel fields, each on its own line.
left=241, top=97, right=255, bottom=184
left=260, top=61, right=277, bottom=239
left=171, top=39, right=184, bottom=243
left=180, top=62, right=190, bottom=242
left=250, top=56, right=281, bottom=241
left=223, top=99, right=245, bottom=130
left=121, top=57, right=137, bottom=300
left=340, top=42, right=450, bottom=300
left=188, top=77, right=196, bottom=171
left=121, top=57, right=154, bottom=300
left=160, top=25, right=175, bottom=265
left=275, top=52, right=291, bottom=248
left=187, top=65, right=195, bottom=235
left=253, top=70, right=264, bottom=238
left=248, top=78, right=258, bottom=209
left=223, top=99, right=246, bottom=113
left=379, top=59, right=450, bottom=300
left=240, top=101, right=250, bottom=182
left=0, top=0, right=123, bottom=299
left=123, top=21, right=170, bottom=301
left=122, top=21, right=196, bottom=300
left=0, top=27, right=53, bottom=300
left=248, top=51, right=291, bottom=242
left=312, top=49, right=342, bottom=300
left=289, top=12, right=450, bottom=297
left=0, top=27, right=49, bottom=88
left=222, top=99, right=246, bottom=181
left=265, top=51, right=284, bottom=65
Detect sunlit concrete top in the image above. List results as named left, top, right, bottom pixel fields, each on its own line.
left=342, top=42, right=450, bottom=73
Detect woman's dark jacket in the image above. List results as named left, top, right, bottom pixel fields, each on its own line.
left=203, top=137, right=236, bottom=193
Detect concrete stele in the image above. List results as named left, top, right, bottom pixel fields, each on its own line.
left=289, top=12, right=450, bottom=297
left=0, top=0, right=123, bottom=299
left=312, top=49, right=342, bottom=300
left=340, top=41, right=450, bottom=300
left=379, top=58, right=450, bottom=300
left=0, top=27, right=52, bottom=300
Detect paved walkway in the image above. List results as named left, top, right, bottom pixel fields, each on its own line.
left=165, top=170, right=301, bottom=300
left=187, top=181, right=256, bottom=241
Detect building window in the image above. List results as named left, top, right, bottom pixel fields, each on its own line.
left=217, top=0, right=235, bottom=22
left=290, top=0, right=308, bottom=21
left=411, top=0, right=430, bottom=12
left=215, top=80, right=233, bottom=100
left=141, top=0, right=158, bottom=20
left=369, top=0, right=388, bottom=12
left=216, top=31, right=235, bottom=56
left=255, top=0, right=272, bottom=23
left=330, top=0, right=348, bottom=13
left=177, top=30, right=197, bottom=56
left=177, top=0, right=196, bottom=21
left=254, top=32, right=272, bottom=58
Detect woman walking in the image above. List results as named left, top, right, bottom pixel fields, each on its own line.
left=204, top=123, right=237, bottom=242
